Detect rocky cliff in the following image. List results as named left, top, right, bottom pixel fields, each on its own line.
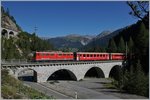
left=1, top=6, right=22, bottom=32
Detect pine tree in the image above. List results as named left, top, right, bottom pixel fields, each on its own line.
left=6, top=8, right=10, bottom=17
left=117, top=37, right=126, bottom=53
left=135, top=22, right=149, bottom=55
left=128, top=37, right=134, bottom=53
left=107, top=38, right=117, bottom=52
left=134, top=60, right=148, bottom=96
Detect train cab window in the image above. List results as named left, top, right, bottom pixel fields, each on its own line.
left=36, top=53, right=39, bottom=56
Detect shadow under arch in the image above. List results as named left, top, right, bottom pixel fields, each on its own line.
left=47, top=69, right=77, bottom=81
left=9, top=31, right=14, bottom=35
left=18, top=68, right=37, bottom=82
left=109, top=65, right=121, bottom=81
left=1, top=29, right=8, bottom=36
left=84, top=67, right=105, bottom=78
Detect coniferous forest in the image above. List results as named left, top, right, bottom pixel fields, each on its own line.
left=107, top=1, right=149, bottom=97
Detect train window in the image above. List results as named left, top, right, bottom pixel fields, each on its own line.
left=46, top=54, right=49, bottom=56
left=38, top=53, right=41, bottom=56
left=97, top=55, right=99, bottom=57
left=94, top=54, right=96, bottom=57
left=41, top=53, right=44, bottom=56
left=100, top=54, right=102, bottom=57
left=90, top=54, right=92, bottom=57
left=83, top=54, right=86, bottom=57
left=87, top=54, right=89, bottom=57
left=59, top=54, right=62, bottom=56
left=80, top=54, right=82, bottom=57
left=50, top=54, right=54, bottom=56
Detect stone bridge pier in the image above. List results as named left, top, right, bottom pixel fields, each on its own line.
left=4, top=61, right=123, bottom=83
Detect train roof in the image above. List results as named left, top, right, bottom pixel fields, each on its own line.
left=35, top=51, right=73, bottom=54
left=110, top=53, right=125, bottom=54
left=77, top=52, right=109, bottom=54
left=77, top=52, right=125, bottom=54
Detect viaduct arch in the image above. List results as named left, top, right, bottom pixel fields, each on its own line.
left=1, top=27, right=18, bottom=39
left=3, top=61, right=123, bottom=82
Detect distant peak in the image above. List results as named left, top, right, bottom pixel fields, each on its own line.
left=65, top=34, right=81, bottom=37
left=96, top=30, right=112, bottom=39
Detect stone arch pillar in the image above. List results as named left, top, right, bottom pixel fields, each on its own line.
left=9, top=31, right=14, bottom=37
left=1, top=29, right=8, bottom=38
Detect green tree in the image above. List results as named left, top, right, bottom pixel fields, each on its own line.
left=134, top=60, right=148, bottom=96
left=117, top=37, right=126, bottom=53
left=6, top=8, right=10, bottom=16
left=135, top=22, right=149, bottom=55
left=122, top=60, right=149, bottom=97
left=107, top=38, right=117, bottom=52
left=128, top=37, right=134, bottom=53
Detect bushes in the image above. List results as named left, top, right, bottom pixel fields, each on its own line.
left=123, top=60, right=149, bottom=97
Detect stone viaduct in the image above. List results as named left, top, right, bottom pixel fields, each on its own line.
left=2, top=61, right=123, bottom=83
left=1, top=27, right=18, bottom=39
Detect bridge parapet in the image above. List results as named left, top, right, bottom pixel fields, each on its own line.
left=2, top=59, right=28, bottom=64
left=2, top=60, right=123, bottom=67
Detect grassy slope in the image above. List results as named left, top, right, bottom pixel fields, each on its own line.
left=1, top=69, right=53, bottom=99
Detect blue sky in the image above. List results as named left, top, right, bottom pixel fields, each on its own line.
left=2, top=1, right=138, bottom=37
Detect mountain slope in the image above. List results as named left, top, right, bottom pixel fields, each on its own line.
left=82, top=27, right=126, bottom=50
left=47, top=34, right=94, bottom=50
left=1, top=6, right=22, bottom=32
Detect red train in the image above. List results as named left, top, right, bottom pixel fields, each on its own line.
left=32, top=51, right=125, bottom=61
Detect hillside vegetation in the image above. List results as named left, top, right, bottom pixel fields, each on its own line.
left=1, top=69, right=53, bottom=99
left=2, top=32, right=54, bottom=60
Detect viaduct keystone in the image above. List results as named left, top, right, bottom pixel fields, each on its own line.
left=2, top=61, right=123, bottom=83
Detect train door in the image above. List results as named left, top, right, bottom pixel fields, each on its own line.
left=109, top=53, right=112, bottom=60
left=73, top=52, right=77, bottom=61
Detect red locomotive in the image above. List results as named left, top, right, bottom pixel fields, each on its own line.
left=33, top=51, right=74, bottom=61
left=32, top=51, right=125, bottom=61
